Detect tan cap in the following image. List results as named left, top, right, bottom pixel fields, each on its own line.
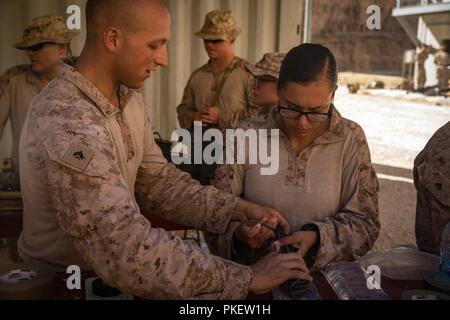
left=14, top=15, right=79, bottom=50
left=246, top=52, right=286, bottom=80
left=195, top=10, right=241, bottom=41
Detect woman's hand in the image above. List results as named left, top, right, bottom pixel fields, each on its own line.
left=273, top=230, right=318, bottom=257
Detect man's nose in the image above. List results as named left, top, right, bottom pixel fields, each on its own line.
left=155, top=46, right=168, bottom=67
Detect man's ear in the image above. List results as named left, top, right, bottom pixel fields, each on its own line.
left=103, top=26, right=122, bottom=53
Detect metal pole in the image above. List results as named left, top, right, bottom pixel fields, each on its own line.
left=395, top=16, right=421, bottom=47
left=303, top=0, right=312, bottom=43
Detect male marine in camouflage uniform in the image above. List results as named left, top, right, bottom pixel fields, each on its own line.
left=18, top=0, right=311, bottom=299
left=0, top=15, right=78, bottom=171
left=415, top=44, right=431, bottom=91
left=434, top=43, right=449, bottom=93
left=414, top=122, right=450, bottom=254
left=177, top=10, right=259, bottom=130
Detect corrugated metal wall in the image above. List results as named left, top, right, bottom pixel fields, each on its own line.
left=0, top=0, right=303, bottom=158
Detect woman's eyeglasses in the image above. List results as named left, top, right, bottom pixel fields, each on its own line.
left=277, top=104, right=333, bottom=123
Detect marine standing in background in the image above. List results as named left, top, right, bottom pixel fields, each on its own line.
left=434, top=43, right=449, bottom=93
left=0, top=15, right=78, bottom=172
left=177, top=9, right=259, bottom=130
left=246, top=52, right=285, bottom=115
left=415, top=44, right=431, bottom=91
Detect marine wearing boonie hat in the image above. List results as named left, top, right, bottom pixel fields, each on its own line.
left=246, top=53, right=286, bottom=80
left=1, top=14, right=78, bottom=173
left=14, top=14, right=78, bottom=50
left=195, top=10, right=241, bottom=41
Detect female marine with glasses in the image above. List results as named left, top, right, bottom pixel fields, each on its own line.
left=206, top=43, right=380, bottom=272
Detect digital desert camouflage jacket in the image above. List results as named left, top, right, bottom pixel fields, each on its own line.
left=18, top=63, right=253, bottom=300
left=206, top=107, right=380, bottom=271
left=414, top=121, right=450, bottom=254
left=176, top=56, right=260, bottom=130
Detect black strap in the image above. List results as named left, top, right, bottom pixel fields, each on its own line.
left=212, top=57, right=245, bottom=107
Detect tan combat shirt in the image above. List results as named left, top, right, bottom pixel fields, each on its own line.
left=414, top=121, right=450, bottom=254
left=18, top=63, right=253, bottom=299
left=0, top=65, right=44, bottom=168
left=177, top=57, right=259, bottom=130
left=208, top=108, right=380, bottom=270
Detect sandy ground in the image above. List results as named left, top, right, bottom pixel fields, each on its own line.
left=373, top=165, right=417, bottom=252
left=339, top=72, right=404, bottom=89
left=335, top=87, right=450, bottom=254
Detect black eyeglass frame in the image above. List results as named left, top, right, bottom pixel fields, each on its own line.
left=276, top=103, right=334, bottom=123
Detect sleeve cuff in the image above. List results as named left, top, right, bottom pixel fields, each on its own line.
left=219, top=262, right=253, bottom=300
left=301, top=223, right=321, bottom=269
left=204, top=192, right=239, bottom=234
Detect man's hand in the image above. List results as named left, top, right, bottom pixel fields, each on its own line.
left=248, top=251, right=313, bottom=295
left=274, top=231, right=318, bottom=257
left=199, top=106, right=219, bottom=125
left=234, top=217, right=279, bottom=249
left=232, top=199, right=290, bottom=234
left=193, top=111, right=207, bottom=126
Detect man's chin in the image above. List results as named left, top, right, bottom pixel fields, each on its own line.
left=30, top=64, right=43, bottom=73
left=125, top=80, right=146, bottom=89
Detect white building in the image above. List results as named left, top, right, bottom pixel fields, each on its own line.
left=392, top=0, right=450, bottom=88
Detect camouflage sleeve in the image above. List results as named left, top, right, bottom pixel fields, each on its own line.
left=217, top=72, right=261, bottom=129
left=309, top=125, right=380, bottom=270
left=205, top=163, right=246, bottom=259
left=413, top=122, right=450, bottom=254
left=43, top=129, right=253, bottom=299
left=135, top=113, right=240, bottom=235
left=212, top=163, right=246, bottom=196
left=176, top=78, right=196, bottom=129
left=0, top=71, right=11, bottom=140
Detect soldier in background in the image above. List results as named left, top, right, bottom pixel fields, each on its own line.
left=0, top=15, right=78, bottom=173
left=434, top=42, right=449, bottom=94
left=415, top=44, right=431, bottom=91
left=414, top=121, right=450, bottom=254
left=0, top=14, right=78, bottom=262
left=177, top=10, right=259, bottom=130
left=177, top=10, right=260, bottom=185
left=246, top=52, right=285, bottom=115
